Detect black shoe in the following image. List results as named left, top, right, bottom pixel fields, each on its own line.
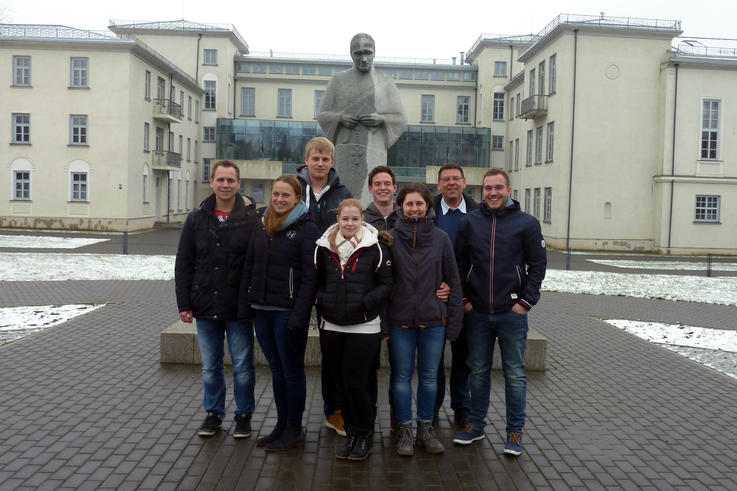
left=256, top=418, right=286, bottom=447
left=453, top=408, right=469, bottom=427
left=348, top=435, right=371, bottom=461
left=198, top=412, right=222, bottom=437
left=336, top=434, right=357, bottom=460
left=233, top=413, right=252, bottom=439
left=265, top=423, right=305, bottom=451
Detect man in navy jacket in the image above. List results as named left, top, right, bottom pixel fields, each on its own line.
left=452, top=168, right=546, bottom=457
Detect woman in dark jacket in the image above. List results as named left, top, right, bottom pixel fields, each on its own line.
left=388, top=183, right=463, bottom=456
left=240, top=175, right=320, bottom=451
left=314, top=199, right=393, bottom=461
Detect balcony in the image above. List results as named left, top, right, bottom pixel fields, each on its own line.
left=152, top=99, right=183, bottom=123
left=152, top=150, right=181, bottom=169
left=520, top=95, right=548, bottom=120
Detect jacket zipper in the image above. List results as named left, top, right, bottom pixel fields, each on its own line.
left=515, top=264, right=522, bottom=288
left=489, top=215, right=496, bottom=313
left=289, top=267, right=294, bottom=299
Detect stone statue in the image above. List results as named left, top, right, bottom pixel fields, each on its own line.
left=318, top=33, right=407, bottom=204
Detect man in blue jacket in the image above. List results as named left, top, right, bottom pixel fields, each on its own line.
left=452, top=168, right=546, bottom=456
left=175, top=160, right=258, bottom=438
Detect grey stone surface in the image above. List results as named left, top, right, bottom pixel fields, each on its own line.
left=160, top=320, right=548, bottom=370
left=317, top=33, right=407, bottom=204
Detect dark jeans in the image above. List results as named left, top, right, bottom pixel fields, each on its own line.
left=435, top=326, right=471, bottom=413
left=253, top=309, right=308, bottom=426
left=320, top=329, right=381, bottom=435
left=317, top=305, right=341, bottom=417
left=465, top=309, right=528, bottom=434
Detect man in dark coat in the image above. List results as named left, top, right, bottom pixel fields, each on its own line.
left=432, top=163, right=479, bottom=427
left=175, top=160, right=258, bottom=438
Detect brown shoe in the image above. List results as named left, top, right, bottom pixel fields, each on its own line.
left=325, top=410, right=347, bottom=437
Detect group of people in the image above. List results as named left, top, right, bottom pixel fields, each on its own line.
left=174, top=136, right=547, bottom=462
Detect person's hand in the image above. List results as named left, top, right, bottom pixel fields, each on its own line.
left=464, top=302, right=473, bottom=313
left=340, top=114, right=358, bottom=128
left=512, top=303, right=528, bottom=315
left=179, top=311, right=193, bottom=323
left=435, top=282, right=450, bottom=303
left=358, top=113, right=384, bottom=127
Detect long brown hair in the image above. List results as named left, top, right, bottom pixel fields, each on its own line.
left=264, top=175, right=302, bottom=238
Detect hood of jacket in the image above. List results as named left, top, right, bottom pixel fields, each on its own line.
left=296, top=164, right=343, bottom=193
left=478, top=197, right=519, bottom=217
left=364, top=202, right=399, bottom=222
left=315, top=221, right=380, bottom=252
left=394, top=208, right=437, bottom=248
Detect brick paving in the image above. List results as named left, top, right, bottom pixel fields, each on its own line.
left=1, top=230, right=737, bottom=489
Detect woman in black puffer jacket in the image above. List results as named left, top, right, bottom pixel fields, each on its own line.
left=314, top=199, right=393, bottom=461
left=240, top=175, right=319, bottom=452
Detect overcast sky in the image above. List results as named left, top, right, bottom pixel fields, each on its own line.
left=1, top=0, right=735, bottom=60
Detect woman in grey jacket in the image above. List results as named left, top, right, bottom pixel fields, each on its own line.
left=388, top=183, right=463, bottom=456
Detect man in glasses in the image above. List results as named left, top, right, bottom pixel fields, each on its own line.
left=432, top=163, right=478, bottom=427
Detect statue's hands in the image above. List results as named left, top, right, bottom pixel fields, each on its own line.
left=358, top=113, right=384, bottom=127
left=340, top=114, right=358, bottom=128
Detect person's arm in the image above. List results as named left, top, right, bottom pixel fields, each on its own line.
left=288, top=222, right=321, bottom=330
left=455, top=216, right=473, bottom=311
left=517, top=218, right=547, bottom=311
left=174, top=212, right=197, bottom=317
left=441, top=234, right=464, bottom=341
left=237, top=229, right=258, bottom=321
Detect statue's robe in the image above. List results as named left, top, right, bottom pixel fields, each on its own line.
left=318, top=67, right=407, bottom=202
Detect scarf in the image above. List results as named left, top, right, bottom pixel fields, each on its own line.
left=335, top=228, right=362, bottom=267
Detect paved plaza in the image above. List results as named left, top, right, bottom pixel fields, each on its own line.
left=1, top=229, right=737, bottom=490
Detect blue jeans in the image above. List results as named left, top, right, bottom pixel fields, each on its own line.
left=253, top=310, right=308, bottom=426
left=465, top=309, right=528, bottom=433
left=389, top=325, right=446, bottom=425
left=196, top=318, right=255, bottom=420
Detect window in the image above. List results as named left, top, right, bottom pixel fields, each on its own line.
left=70, top=115, right=88, bottom=145
left=431, top=70, right=445, bottom=81
left=533, top=188, right=541, bottom=219
left=516, top=93, right=521, bottom=117
left=508, top=141, right=514, bottom=170
left=492, top=135, right=504, bottom=150
left=414, top=69, right=429, bottom=81
left=71, top=172, right=88, bottom=201
left=701, top=99, right=720, bottom=160
left=277, top=89, right=292, bottom=117
left=187, top=138, right=191, bottom=161
left=494, top=61, right=507, bottom=77
left=529, top=68, right=536, bottom=96
left=535, top=127, right=543, bottom=164
left=492, top=93, right=505, bottom=121
left=314, top=90, right=325, bottom=119
left=286, top=64, right=300, bottom=75
left=204, top=80, right=216, bottom=110
left=168, top=131, right=174, bottom=152
left=241, top=87, right=255, bottom=116
left=203, top=49, right=217, bottom=65
left=14, top=171, right=30, bottom=200
left=399, top=68, right=413, bottom=80
left=186, top=176, right=191, bottom=209
left=194, top=140, right=198, bottom=161
left=178, top=135, right=183, bottom=155
left=253, top=63, right=267, bottom=74
left=180, top=91, right=184, bottom=112
left=524, top=188, right=531, bottom=213
left=509, top=96, right=514, bottom=121
left=462, top=72, right=476, bottom=82
left=177, top=178, right=181, bottom=210
left=457, top=96, right=470, bottom=124
left=13, top=56, right=31, bottom=86
left=195, top=100, right=200, bottom=122
left=695, top=195, right=720, bottom=222
left=513, top=190, right=518, bottom=201
left=157, top=77, right=166, bottom=99
left=549, top=54, right=557, bottom=94
left=155, top=127, right=163, bottom=151
left=13, top=113, right=30, bottom=144
left=538, top=61, right=545, bottom=96
left=144, top=123, right=150, bottom=151
left=514, top=139, right=520, bottom=171
left=188, top=96, right=192, bottom=119
left=203, top=127, right=216, bottom=142
left=202, top=158, right=211, bottom=182
left=143, top=166, right=149, bottom=203
left=70, top=57, right=88, bottom=88
left=421, top=95, right=435, bottom=123
left=546, top=122, right=554, bottom=162
left=318, top=65, right=333, bottom=76
left=526, top=130, right=533, bottom=166
left=544, top=187, right=552, bottom=222
left=446, top=71, right=460, bottom=81
left=302, top=64, right=316, bottom=75
left=145, top=70, right=151, bottom=99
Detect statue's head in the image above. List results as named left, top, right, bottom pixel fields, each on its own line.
left=350, top=33, right=375, bottom=73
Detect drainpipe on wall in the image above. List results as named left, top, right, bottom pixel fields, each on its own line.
left=565, top=29, right=579, bottom=270
left=195, top=34, right=202, bottom=82
left=667, top=63, right=679, bottom=251
left=233, top=59, right=238, bottom=120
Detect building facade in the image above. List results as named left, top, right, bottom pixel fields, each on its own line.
left=1, top=16, right=735, bottom=253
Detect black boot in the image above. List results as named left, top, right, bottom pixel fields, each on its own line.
left=336, top=431, right=357, bottom=460
left=348, top=433, right=371, bottom=461
left=256, top=418, right=286, bottom=447
left=265, top=423, right=305, bottom=451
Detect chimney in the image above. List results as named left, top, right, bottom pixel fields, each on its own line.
left=460, top=51, right=465, bottom=64
left=452, top=56, right=457, bottom=65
